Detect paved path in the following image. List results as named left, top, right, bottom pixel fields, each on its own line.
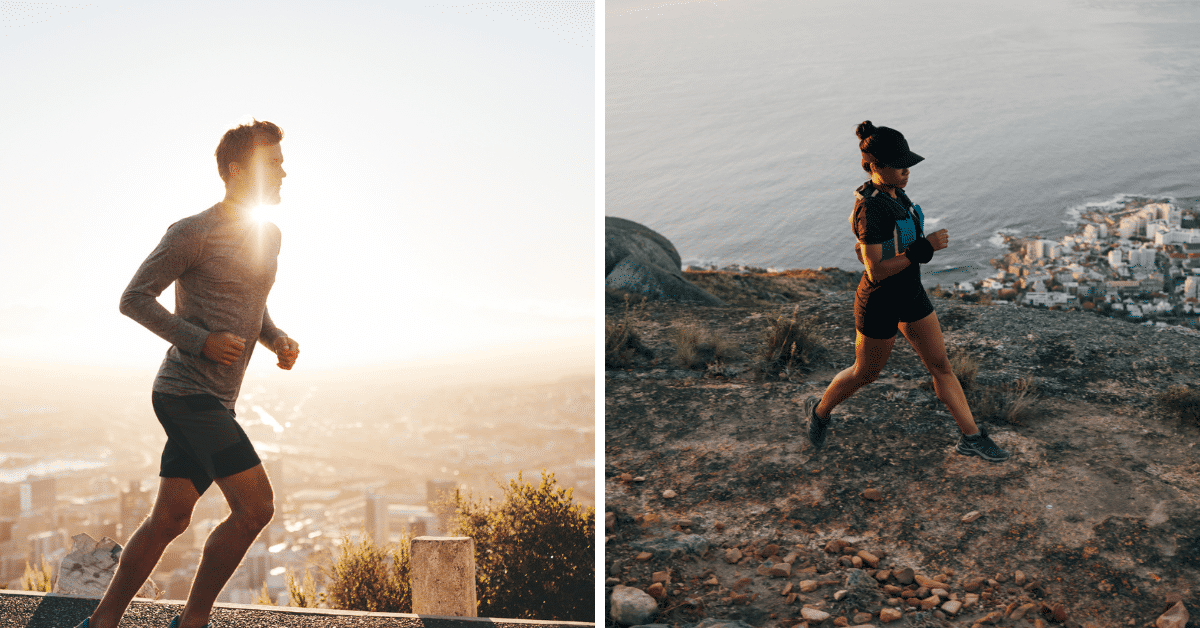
left=0, top=591, right=594, bottom=628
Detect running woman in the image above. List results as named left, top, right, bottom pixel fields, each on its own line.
left=802, top=121, right=1009, bottom=462
left=78, top=119, right=300, bottom=628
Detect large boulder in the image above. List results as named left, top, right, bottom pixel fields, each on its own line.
left=610, top=584, right=659, bottom=625
left=606, top=217, right=722, bottom=305
left=55, top=533, right=158, bottom=599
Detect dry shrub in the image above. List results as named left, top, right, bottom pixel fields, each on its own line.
left=949, top=350, right=978, bottom=392
left=670, top=322, right=736, bottom=369
left=605, top=297, right=649, bottom=369
left=971, top=378, right=1039, bottom=426
left=759, top=305, right=825, bottom=379
left=20, top=558, right=53, bottom=592
left=1158, top=386, right=1200, bottom=426
left=325, top=532, right=412, bottom=613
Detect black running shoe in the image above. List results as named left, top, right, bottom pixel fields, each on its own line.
left=956, top=427, right=1010, bottom=462
left=804, top=395, right=831, bottom=450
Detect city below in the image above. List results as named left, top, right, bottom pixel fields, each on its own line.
left=939, top=198, right=1200, bottom=331
left=0, top=363, right=593, bottom=605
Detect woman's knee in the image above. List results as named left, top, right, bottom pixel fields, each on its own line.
left=926, top=355, right=953, bottom=376
left=851, top=365, right=883, bottom=385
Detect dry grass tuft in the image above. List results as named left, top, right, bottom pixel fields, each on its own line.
left=971, top=377, right=1039, bottom=426
left=759, top=305, right=826, bottom=379
left=605, top=297, right=649, bottom=369
left=669, top=322, right=737, bottom=369
left=949, top=350, right=979, bottom=392
left=1158, top=386, right=1200, bottom=427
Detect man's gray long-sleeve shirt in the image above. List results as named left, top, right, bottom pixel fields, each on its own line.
left=120, top=205, right=287, bottom=408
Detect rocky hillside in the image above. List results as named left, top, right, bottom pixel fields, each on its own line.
left=605, top=268, right=1198, bottom=628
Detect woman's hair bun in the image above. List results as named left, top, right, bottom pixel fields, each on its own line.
left=856, top=120, right=876, bottom=141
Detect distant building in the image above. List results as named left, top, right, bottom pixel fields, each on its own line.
left=20, top=477, right=55, bottom=514
left=119, top=481, right=152, bottom=542
left=364, top=492, right=388, bottom=544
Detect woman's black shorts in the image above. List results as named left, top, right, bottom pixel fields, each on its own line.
left=152, top=391, right=262, bottom=496
left=854, top=278, right=935, bottom=340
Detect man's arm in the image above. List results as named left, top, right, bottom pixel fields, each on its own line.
left=119, top=223, right=210, bottom=356
left=260, top=308, right=299, bottom=370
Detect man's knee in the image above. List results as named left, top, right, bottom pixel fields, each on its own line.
left=150, top=510, right=192, bottom=539
left=233, top=500, right=274, bottom=532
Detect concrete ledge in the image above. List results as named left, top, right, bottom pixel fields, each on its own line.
left=0, top=590, right=594, bottom=628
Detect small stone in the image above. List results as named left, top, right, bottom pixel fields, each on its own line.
left=802, top=607, right=831, bottom=622
left=662, top=489, right=676, bottom=499
left=619, top=473, right=633, bottom=482
left=646, top=582, right=666, bottom=600
left=834, top=589, right=849, bottom=601
left=730, top=592, right=750, bottom=605
left=635, top=551, right=653, bottom=562
left=704, top=575, right=719, bottom=586
left=799, top=579, right=818, bottom=593
left=825, top=539, right=847, bottom=554
left=1156, top=601, right=1188, bottom=628
left=920, top=596, right=940, bottom=610
left=783, top=550, right=800, bottom=564
left=760, top=543, right=780, bottom=558
left=961, top=510, right=982, bottom=523
left=605, top=511, right=616, bottom=532
left=715, top=521, right=725, bottom=531
left=851, top=555, right=863, bottom=568
left=652, top=570, right=670, bottom=584
left=963, top=578, right=982, bottom=592
left=931, top=588, right=949, bottom=598
left=875, top=569, right=891, bottom=581
left=858, top=550, right=880, bottom=568
left=886, top=597, right=902, bottom=606
left=1035, top=620, right=1047, bottom=628
left=725, top=548, right=743, bottom=564
left=863, top=488, right=883, bottom=501
left=732, top=577, right=753, bottom=592
left=915, top=574, right=947, bottom=589
left=894, top=567, right=915, bottom=585
left=964, top=594, right=979, bottom=608
left=980, top=611, right=1004, bottom=625
left=943, top=600, right=962, bottom=615
left=1014, top=570, right=1026, bottom=586
left=757, top=563, right=773, bottom=576
left=634, top=476, right=646, bottom=482
left=1052, top=603, right=1068, bottom=622
left=605, top=577, right=620, bottom=586
left=853, top=612, right=874, bottom=624
left=770, top=562, right=793, bottom=578
left=883, top=585, right=902, bottom=594
left=1011, top=602, right=1036, bottom=620
left=880, top=608, right=903, bottom=623
left=782, top=582, right=793, bottom=595
left=786, top=592, right=798, bottom=604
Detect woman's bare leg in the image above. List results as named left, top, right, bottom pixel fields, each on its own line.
left=898, top=311, right=978, bottom=435
left=816, top=330, right=897, bottom=418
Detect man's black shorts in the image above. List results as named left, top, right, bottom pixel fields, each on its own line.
left=854, top=279, right=935, bottom=340
left=152, top=391, right=261, bottom=496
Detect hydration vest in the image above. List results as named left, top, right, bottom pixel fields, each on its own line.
left=851, top=185, right=926, bottom=261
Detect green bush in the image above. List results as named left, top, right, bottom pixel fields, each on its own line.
left=325, top=532, right=412, bottom=613
left=443, top=471, right=595, bottom=622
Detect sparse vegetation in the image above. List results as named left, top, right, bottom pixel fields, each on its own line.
left=442, top=470, right=594, bottom=622
left=759, top=306, right=825, bottom=379
left=21, top=558, right=53, bottom=592
left=325, top=532, right=412, bottom=613
left=1158, top=386, right=1200, bottom=426
left=949, top=350, right=979, bottom=392
left=606, top=296, right=649, bottom=369
left=970, top=377, right=1040, bottom=426
left=253, top=582, right=275, bottom=606
left=669, top=322, right=736, bottom=369
left=284, top=566, right=324, bottom=608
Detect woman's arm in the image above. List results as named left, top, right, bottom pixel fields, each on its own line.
left=861, top=242, right=912, bottom=283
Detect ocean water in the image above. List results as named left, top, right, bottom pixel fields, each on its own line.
left=606, top=0, right=1200, bottom=286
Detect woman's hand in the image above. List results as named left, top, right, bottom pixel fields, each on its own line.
left=927, top=229, right=949, bottom=251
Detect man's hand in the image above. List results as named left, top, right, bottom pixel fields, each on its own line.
left=273, top=336, right=300, bottom=370
left=927, top=228, right=949, bottom=251
left=203, top=331, right=246, bottom=366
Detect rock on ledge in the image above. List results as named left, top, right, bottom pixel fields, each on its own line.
left=605, top=217, right=722, bottom=305
left=55, top=533, right=157, bottom=599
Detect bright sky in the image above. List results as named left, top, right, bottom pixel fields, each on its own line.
left=0, top=1, right=595, bottom=372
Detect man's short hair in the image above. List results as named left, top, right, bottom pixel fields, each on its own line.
left=215, top=119, right=284, bottom=183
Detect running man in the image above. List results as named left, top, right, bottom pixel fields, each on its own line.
left=79, top=119, right=300, bottom=628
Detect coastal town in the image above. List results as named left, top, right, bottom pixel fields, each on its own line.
left=943, top=198, right=1200, bottom=330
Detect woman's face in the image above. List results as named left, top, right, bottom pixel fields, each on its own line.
left=872, top=164, right=910, bottom=189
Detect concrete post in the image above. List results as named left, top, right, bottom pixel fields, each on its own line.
left=410, top=536, right=477, bottom=616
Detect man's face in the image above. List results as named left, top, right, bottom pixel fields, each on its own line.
left=240, top=141, right=286, bottom=205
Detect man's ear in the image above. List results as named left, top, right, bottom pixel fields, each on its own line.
left=228, top=161, right=243, bottom=178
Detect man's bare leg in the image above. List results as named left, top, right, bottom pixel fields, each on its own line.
left=87, top=477, right=200, bottom=628
left=178, top=464, right=274, bottom=628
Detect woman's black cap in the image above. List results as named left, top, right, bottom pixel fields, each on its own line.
left=858, top=122, right=924, bottom=169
